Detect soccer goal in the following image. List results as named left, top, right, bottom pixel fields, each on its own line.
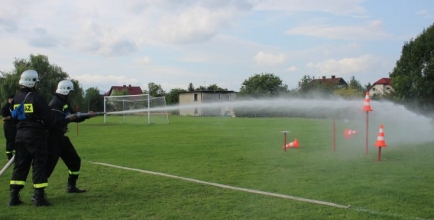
left=103, top=94, right=169, bottom=124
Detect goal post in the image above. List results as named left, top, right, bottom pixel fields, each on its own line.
left=103, top=94, right=169, bottom=124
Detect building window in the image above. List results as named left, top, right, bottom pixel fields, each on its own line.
left=194, top=94, right=198, bottom=101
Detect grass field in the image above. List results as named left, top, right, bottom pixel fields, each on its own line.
left=0, top=115, right=433, bottom=220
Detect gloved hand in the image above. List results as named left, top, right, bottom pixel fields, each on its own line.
left=66, top=113, right=78, bottom=121
left=6, top=153, right=13, bottom=161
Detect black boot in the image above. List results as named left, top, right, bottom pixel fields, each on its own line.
left=66, top=175, right=86, bottom=193
left=33, top=189, right=51, bottom=207
left=9, top=186, right=24, bottom=206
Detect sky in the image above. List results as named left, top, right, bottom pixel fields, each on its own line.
left=1, top=0, right=433, bottom=94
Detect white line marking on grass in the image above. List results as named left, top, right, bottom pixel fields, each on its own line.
left=90, top=161, right=350, bottom=209
left=91, top=162, right=432, bottom=220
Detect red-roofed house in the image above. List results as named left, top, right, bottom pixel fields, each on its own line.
left=368, top=78, right=393, bottom=97
left=105, top=85, right=143, bottom=96
left=309, top=75, right=348, bottom=88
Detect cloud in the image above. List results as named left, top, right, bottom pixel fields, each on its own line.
left=28, top=28, right=57, bottom=47
left=0, top=0, right=21, bottom=32
left=417, top=9, right=434, bottom=18
left=286, top=20, right=391, bottom=41
left=252, top=0, right=366, bottom=16
left=72, top=21, right=138, bottom=56
left=287, top=66, right=298, bottom=72
left=75, top=74, right=139, bottom=91
left=0, top=18, right=18, bottom=32
left=154, top=6, right=241, bottom=44
left=134, top=56, right=151, bottom=65
left=253, top=51, right=286, bottom=66
left=306, top=54, right=378, bottom=76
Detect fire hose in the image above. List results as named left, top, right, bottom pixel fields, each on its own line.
left=0, top=155, right=14, bottom=177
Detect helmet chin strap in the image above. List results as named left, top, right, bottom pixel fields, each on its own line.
left=56, top=93, right=68, bottom=99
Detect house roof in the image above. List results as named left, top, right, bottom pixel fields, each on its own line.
left=105, top=85, right=143, bottom=96
left=372, top=78, right=391, bottom=86
left=310, top=75, right=348, bottom=86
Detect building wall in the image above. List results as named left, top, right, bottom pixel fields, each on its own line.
left=369, top=84, right=394, bottom=96
left=179, top=93, right=203, bottom=116
left=179, top=92, right=236, bottom=116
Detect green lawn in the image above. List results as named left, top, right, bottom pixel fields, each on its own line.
left=0, top=115, right=433, bottom=220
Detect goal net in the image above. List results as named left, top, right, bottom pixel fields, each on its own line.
left=103, top=94, right=169, bottom=124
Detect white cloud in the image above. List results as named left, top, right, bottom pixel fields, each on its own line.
left=134, top=56, right=151, bottom=65
left=153, top=6, right=240, bottom=44
left=74, top=74, right=138, bottom=91
left=286, top=20, right=391, bottom=41
left=253, top=51, right=286, bottom=66
left=417, top=9, right=434, bottom=18
left=307, top=54, right=378, bottom=76
left=252, top=0, right=366, bottom=16
left=287, top=66, right=298, bottom=72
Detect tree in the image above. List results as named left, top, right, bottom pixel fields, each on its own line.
left=0, top=72, right=20, bottom=106
left=148, top=82, right=165, bottom=97
left=238, top=73, right=288, bottom=97
left=334, top=87, right=363, bottom=98
left=83, top=87, right=104, bottom=112
left=0, top=54, right=84, bottom=107
left=187, top=82, right=194, bottom=92
left=389, top=23, right=434, bottom=111
left=111, top=89, right=128, bottom=96
left=166, top=88, right=187, bottom=105
left=69, top=79, right=86, bottom=111
left=195, top=86, right=207, bottom=91
left=206, top=84, right=227, bottom=91
left=365, top=82, right=372, bottom=92
left=296, top=75, right=314, bottom=93
left=334, top=75, right=365, bottom=98
left=348, top=75, right=364, bottom=92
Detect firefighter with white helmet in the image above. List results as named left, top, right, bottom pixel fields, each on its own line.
left=2, top=94, right=16, bottom=161
left=8, top=70, right=75, bottom=207
left=46, top=80, right=95, bottom=193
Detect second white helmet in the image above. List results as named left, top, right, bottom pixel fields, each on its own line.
left=19, top=70, right=39, bottom=88
left=56, top=80, right=74, bottom=95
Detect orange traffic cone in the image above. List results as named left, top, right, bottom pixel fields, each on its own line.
left=362, top=92, right=373, bottom=112
left=285, top=138, right=299, bottom=148
left=374, top=124, right=387, bottom=147
left=343, top=129, right=358, bottom=139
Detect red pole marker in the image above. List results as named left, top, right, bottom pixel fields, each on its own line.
left=281, top=131, right=289, bottom=152
left=374, top=124, right=387, bottom=162
left=362, top=92, right=373, bottom=154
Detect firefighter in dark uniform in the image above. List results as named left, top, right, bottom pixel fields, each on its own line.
left=46, top=80, right=95, bottom=193
left=2, top=94, right=16, bottom=160
left=8, top=70, right=76, bottom=207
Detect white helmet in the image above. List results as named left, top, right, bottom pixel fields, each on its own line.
left=56, top=80, right=74, bottom=95
left=19, top=70, right=39, bottom=88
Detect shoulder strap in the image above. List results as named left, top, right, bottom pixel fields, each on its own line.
left=23, top=92, right=31, bottom=102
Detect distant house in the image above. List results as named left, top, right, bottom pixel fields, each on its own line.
left=104, top=85, right=143, bottom=96
left=368, top=78, right=393, bottom=96
left=179, top=90, right=237, bottom=117
left=310, top=75, right=348, bottom=88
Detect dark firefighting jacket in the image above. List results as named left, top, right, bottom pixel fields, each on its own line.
left=12, top=88, right=70, bottom=143
left=48, top=94, right=86, bottom=136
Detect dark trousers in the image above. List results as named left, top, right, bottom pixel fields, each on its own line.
left=11, top=139, right=49, bottom=188
left=47, top=135, right=81, bottom=178
left=4, top=122, right=16, bottom=153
